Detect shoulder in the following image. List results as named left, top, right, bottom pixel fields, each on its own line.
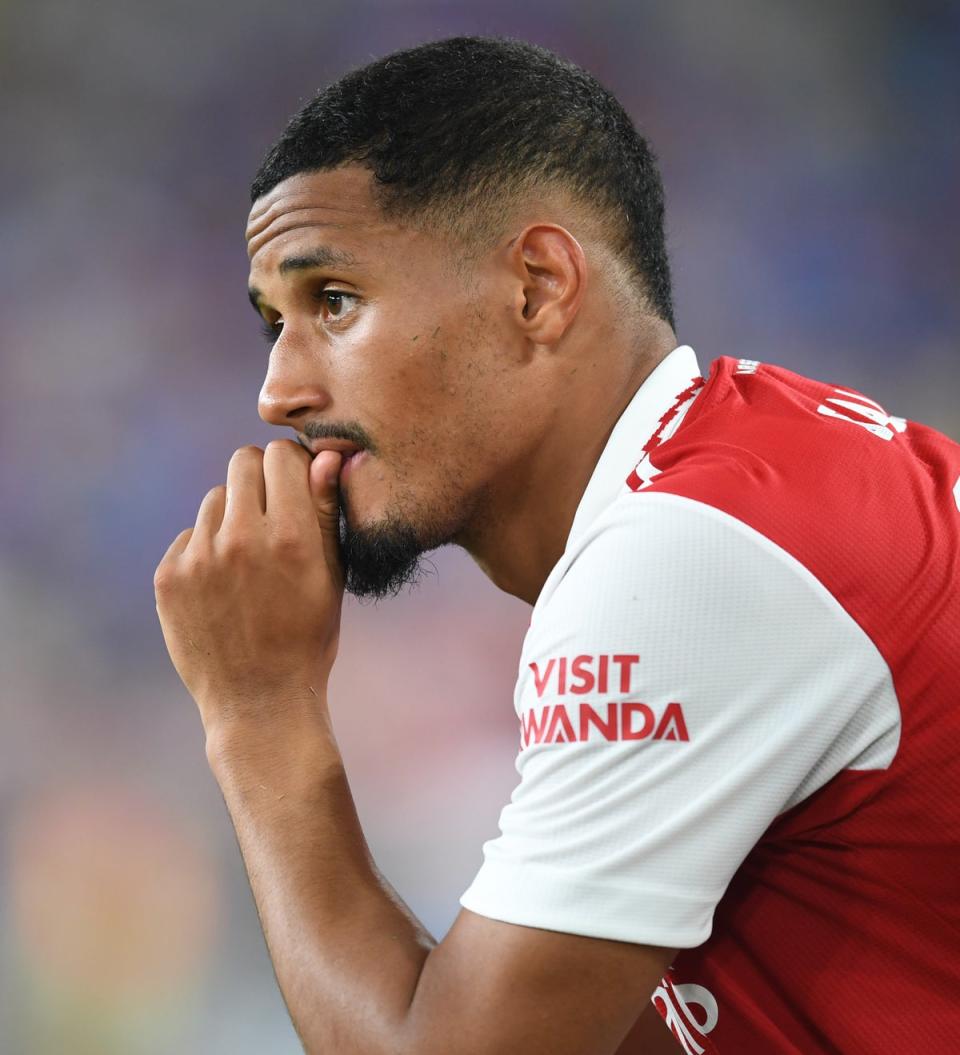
left=528, top=490, right=895, bottom=752
left=468, top=488, right=899, bottom=951
left=640, top=356, right=920, bottom=509
left=537, top=483, right=862, bottom=637
left=642, top=355, right=960, bottom=512
left=629, top=357, right=960, bottom=631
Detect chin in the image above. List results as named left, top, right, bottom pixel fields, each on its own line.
left=336, top=489, right=459, bottom=600
left=338, top=489, right=386, bottom=535
left=338, top=512, right=430, bottom=600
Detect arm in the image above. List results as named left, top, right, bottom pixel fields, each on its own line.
left=208, top=718, right=673, bottom=1055
left=157, top=441, right=889, bottom=1054
left=155, top=440, right=671, bottom=1055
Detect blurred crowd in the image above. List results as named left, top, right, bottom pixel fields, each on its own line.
left=1, top=0, right=957, bottom=1050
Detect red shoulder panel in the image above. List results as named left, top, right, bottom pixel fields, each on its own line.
left=636, top=357, right=960, bottom=1052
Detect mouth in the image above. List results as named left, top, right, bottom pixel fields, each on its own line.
left=296, top=434, right=369, bottom=484
left=339, top=449, right=367, bottom=481
left=303, top=438, right=362, bottom=458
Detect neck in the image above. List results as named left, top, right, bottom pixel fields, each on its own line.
left=460, top=326, right=676, bottom=604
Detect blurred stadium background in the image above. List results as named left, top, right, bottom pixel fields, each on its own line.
left=1, top=0, right=957, bottom=1051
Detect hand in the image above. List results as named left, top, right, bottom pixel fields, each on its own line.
left=154, top=439, right=344, bottom=741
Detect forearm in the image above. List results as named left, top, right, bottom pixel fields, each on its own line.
left=207, top=708, right=436, bottom=1055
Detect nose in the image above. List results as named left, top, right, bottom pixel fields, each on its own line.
left=258, top=344, right=332, bottom=427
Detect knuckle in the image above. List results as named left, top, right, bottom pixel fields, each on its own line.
left=153, top=564, right=177, bottom=593
left=179, top=548, right=206, bottom=572
left=270, top=530, right=306, bottom=556
left=172, top=552, right=204, bottom=583
left=218, top=534, right=251, bottom=562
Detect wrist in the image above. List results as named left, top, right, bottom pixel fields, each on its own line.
left=206, top=725, right=344, bottom=814
left=203, top=699, right=337, bottom=779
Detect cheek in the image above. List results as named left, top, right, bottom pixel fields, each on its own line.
left=370, top=349, right=464, bottom=447
left=337, top=311, right=453, bottom=400
left=344, top=306, right=500, bottom=473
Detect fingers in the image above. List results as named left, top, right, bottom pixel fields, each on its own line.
left=223, top=446, right=266, bottom=530
left=309, top=450, right=344, bottom=576
left=193, top=485, right=226, bottom=540
left=155, top=527, right=194, bottom=596
left=263, top=439, right=314, bottom=529
left=182, top=442, right=316, bottom=551
left=309, top=450, right=342, bottom=523
left=162, top=526, right=194, bottom=561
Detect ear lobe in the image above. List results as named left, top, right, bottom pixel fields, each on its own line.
left=512, top=224, right=587, bottom=345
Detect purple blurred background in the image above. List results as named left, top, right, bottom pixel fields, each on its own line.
left=2, top=1, right=957, bottom=1050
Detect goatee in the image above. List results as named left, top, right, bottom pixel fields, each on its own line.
left=337, top=491, right=435, bottom=599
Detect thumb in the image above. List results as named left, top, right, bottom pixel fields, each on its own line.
left=309, top=451, right=344, bottom=577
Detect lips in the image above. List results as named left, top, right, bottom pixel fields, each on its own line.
left=306, top=440, right=361, bottom=458
left=339, top=449, right=366, bottom=481
left=299, top=437, right=367, bottom=484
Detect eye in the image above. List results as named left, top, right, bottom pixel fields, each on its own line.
left=260, top=318, right=283, bottom=344
left=315, top=289, right=358, bottom=322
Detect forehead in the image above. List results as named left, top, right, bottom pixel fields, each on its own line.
left=246, top=165, right=394, bottom=271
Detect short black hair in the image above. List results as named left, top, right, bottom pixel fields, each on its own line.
left=251, top=36, right=675, bottom=331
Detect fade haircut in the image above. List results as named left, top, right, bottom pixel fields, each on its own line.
left=251, top=36, right=675, bottom=330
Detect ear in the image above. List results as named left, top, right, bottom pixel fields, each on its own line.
left=506, top=224, right=587, bottom=345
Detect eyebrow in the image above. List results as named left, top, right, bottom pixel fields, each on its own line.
left=248, top=245, right=361, bottom=312
left=279, top=245, right=359, bottom=275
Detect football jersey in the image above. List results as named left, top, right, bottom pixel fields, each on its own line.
left=459, top=345, right=960, bottom=1053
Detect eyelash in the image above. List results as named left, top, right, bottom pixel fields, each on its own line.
left=261, top=320, right=282, bottom=344
left=259, top=290, right=357, bottom=344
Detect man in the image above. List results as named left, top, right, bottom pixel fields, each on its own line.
left=154, top=37, right=960, bottom=1054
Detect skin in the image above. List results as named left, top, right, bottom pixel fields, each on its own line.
left=247, top=165, right=676, bottom=602
left=155, top=164, right=683, bottom=1054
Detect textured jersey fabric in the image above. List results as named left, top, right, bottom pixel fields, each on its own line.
left=458, top=346, right=960, bottom=1053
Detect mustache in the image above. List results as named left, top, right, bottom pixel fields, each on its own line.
left=298, top=420, right=378, bottom=456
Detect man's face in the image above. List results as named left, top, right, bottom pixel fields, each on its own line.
left=246, top=166, right=527, bottom=598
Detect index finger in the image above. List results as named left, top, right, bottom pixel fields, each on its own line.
left=222, top=445, right=266, bottom=531
left=262, top=439, right=314, bottom=528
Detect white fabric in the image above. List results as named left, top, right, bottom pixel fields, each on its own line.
left=459, top=347, right=900, bottom=948
left=567, top=344, right=702, bottom=549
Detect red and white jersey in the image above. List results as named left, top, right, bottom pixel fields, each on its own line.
left=459, top=346, right=960, bottom=1053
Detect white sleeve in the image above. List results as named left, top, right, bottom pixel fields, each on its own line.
left=459, top=492, right=900, bottom=948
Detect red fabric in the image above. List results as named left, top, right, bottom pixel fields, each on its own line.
left=640, top=357, right=960, bottom=1053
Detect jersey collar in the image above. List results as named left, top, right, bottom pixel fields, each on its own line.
left=566, top=344, right=702, bottom=552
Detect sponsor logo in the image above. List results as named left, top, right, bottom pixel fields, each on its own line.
left=520, top=654, right=690, bottom=749
left=530, top=654, right=640, bottom=697
left=734, top=358, right=760, bottom=375
left=651, top=976, right=719, bottom=1055
left=520, top=700, right=689, bottom=748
